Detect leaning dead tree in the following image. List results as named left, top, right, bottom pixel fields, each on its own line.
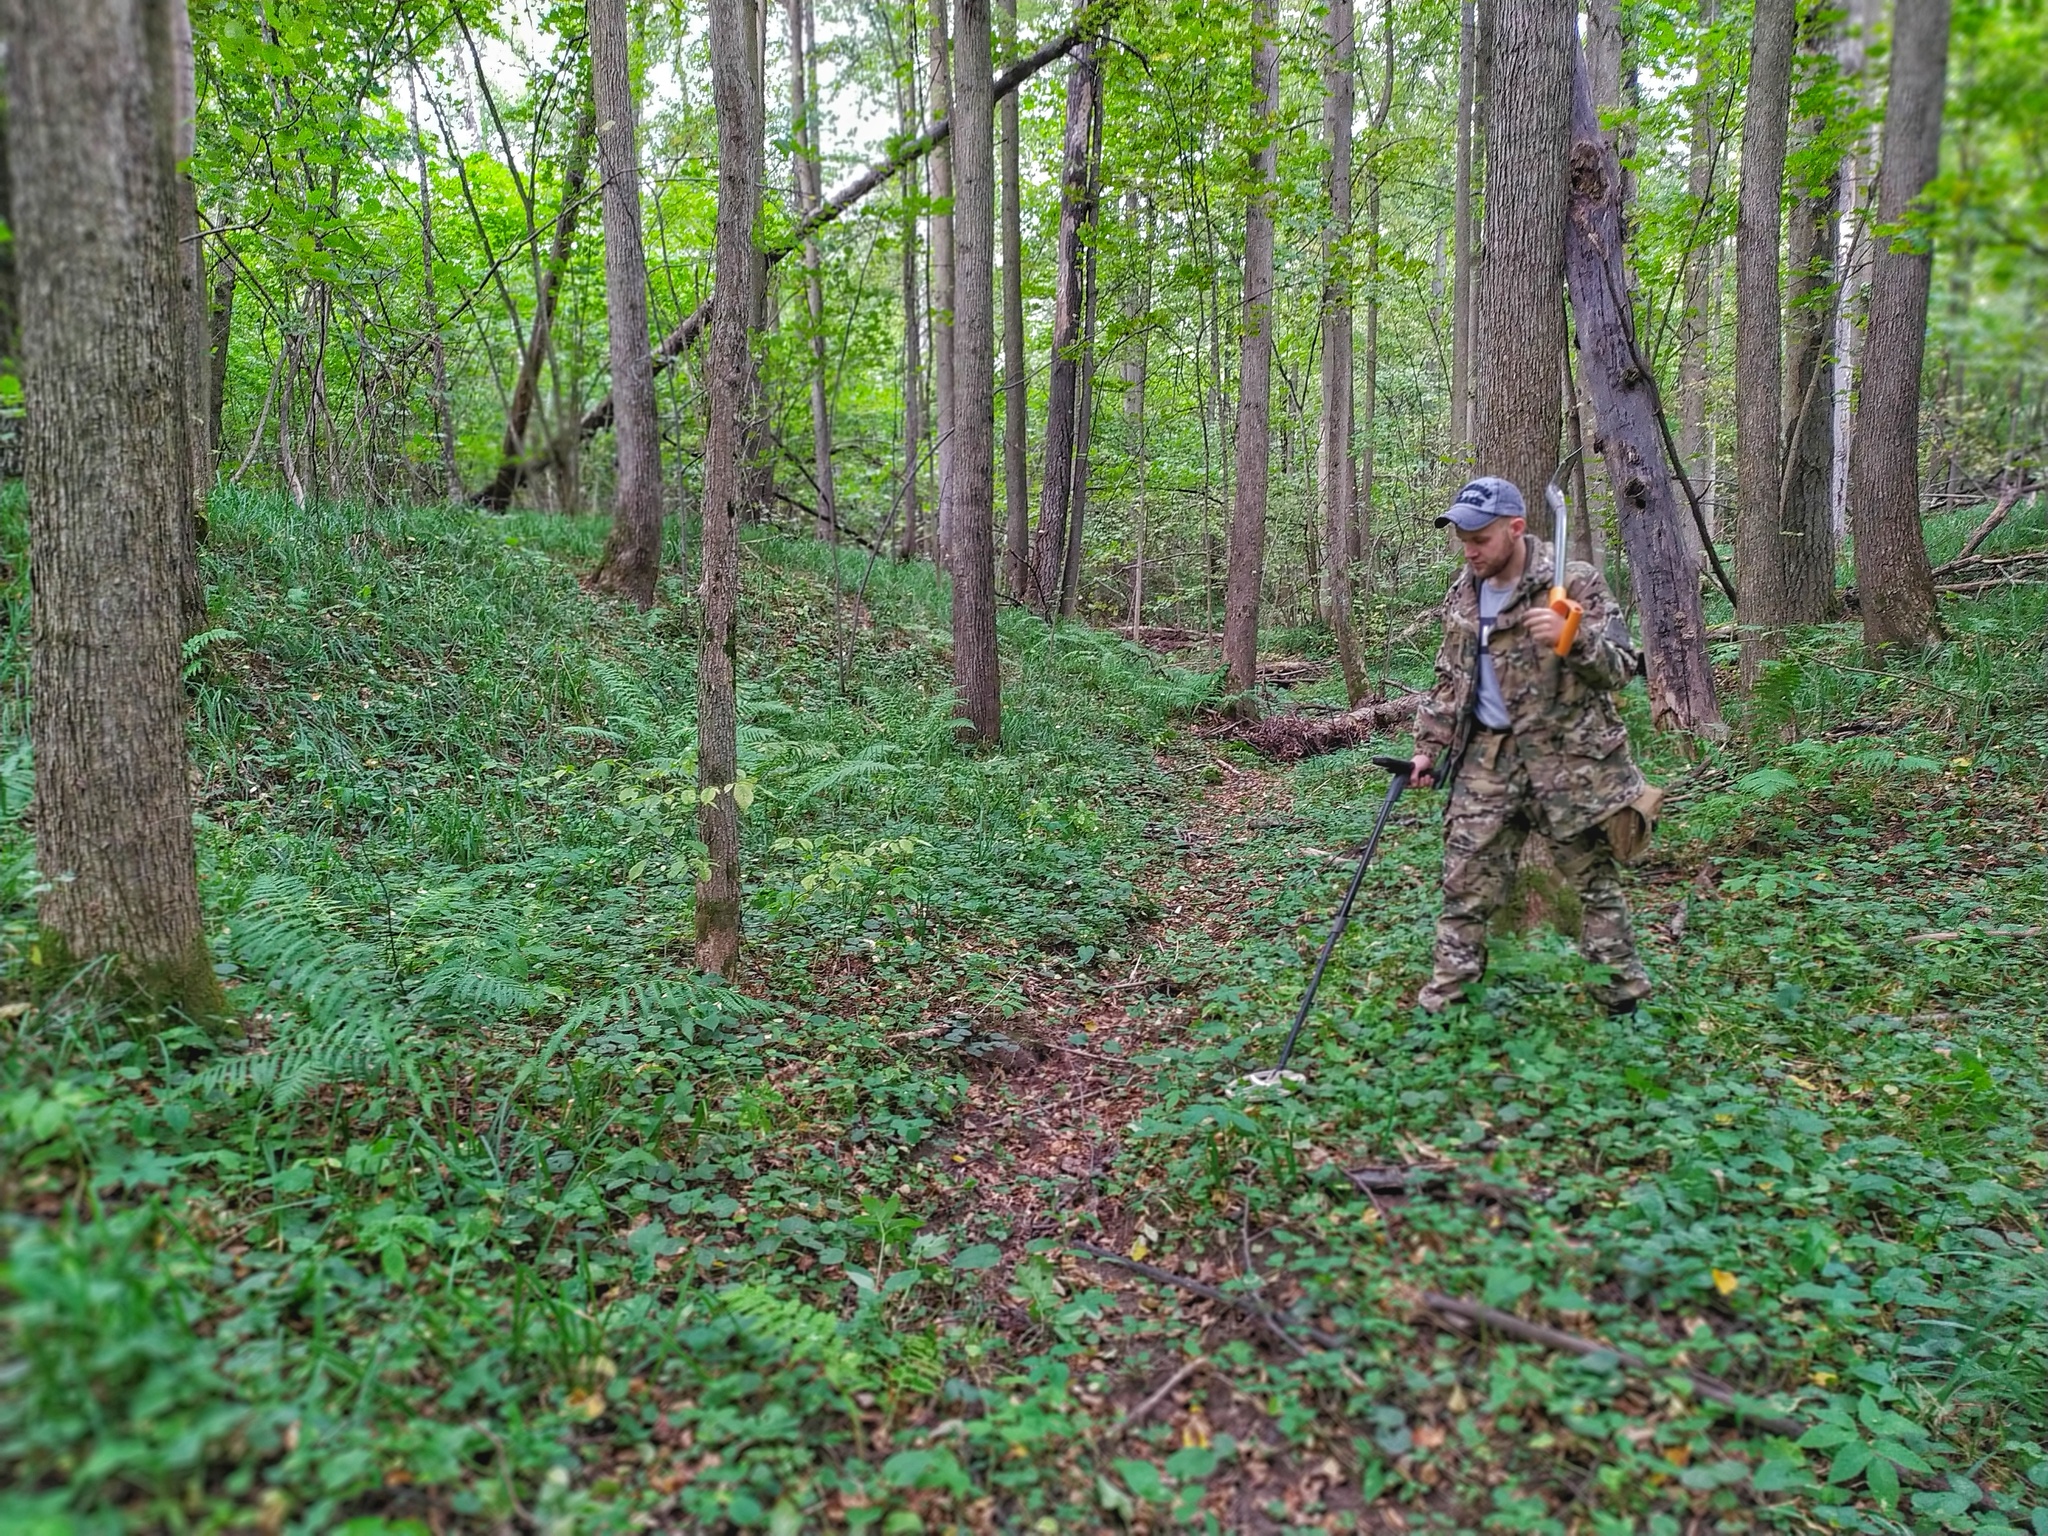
left=1563, top=38, right=1723, bottom=735
left=475, top=25, right=1087, bottom=510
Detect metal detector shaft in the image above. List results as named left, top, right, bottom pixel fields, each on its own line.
left=1271, top=759, right=1411, bottom=1075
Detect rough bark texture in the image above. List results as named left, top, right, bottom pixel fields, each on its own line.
left=1320, top=0, right=1367, bottom=704
left=1779, top=10, right=1841, bottom=624
left=787, top=0, right=837, bottom=542
left=1473, top=0, right=1574, bottom=526
left=1734, top=0, right=1796, bottom=687
left=475, top=102, right=595, bottom=511
left=927, top=0, right=956, bottom=561
left=588, top=0, right=667, bottom=606
left=1848, top=0, right=1949, bottom=653
left=948, top=0, right=1001, bottom=741
left=1222, top=6, right=1280, bottom=712
left=1564, top=41, right=1723, bottom=734
left=697, top=0, right=763, bottom=977
left=1450, top=0, right=1476, bottom=456
left=5, top=0, right=224, bottom=1015
left=1027, top=47, right=1096, bottom=612
left=998, top=0, right=1029, bottom=597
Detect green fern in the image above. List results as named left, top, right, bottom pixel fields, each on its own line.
left=720, top=1283, right=863, bottom=1392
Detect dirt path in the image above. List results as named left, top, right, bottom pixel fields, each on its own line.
left=937, top=755, right=1400, bottom=1531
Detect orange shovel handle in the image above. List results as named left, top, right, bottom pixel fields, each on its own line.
left=1549, top=586, right=1583, bottom=657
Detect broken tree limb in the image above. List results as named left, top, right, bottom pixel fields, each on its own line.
left=1422, top=1292, right=1804, bottom=1437
left=475, top=25, right=1085, bottom=507
left=1230, top=694, right=1421, bottom=762
left=1071, top=1241, right=1344, bottom=1355
left=1935, top=478, right=2044, bottom=573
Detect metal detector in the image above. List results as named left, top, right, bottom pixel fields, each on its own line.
left=1229, top=754, right=1415, bottom=1095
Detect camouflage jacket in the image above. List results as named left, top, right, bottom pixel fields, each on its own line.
left=1412, top=536, right=1647, bottom=840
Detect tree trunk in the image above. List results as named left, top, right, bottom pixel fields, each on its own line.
left=1561, top=345, right=1597, bottom=566
left=1564, top=39, right=1723, bottom=734
left=407, top=72, right=460, bottom=501
left=1321, top=0, right=1367, bottom=704
left=1734, top=0, right=1797, bottom=688
left=697, top=0, right=764, bottom=977
left=998, top=0, right=1030, bottom=596
left=1124, top=195, right=1150, bottom=641
left=1676, top=0, right=1719, bottom=549
left=206, top=260, right=233, bottom=459
left=785, top=0, right=836, bottom=542
left=1450, top=0, right=1476, bottom=456
left=897, top=37, right=924, bottom=561
left=1059, top=64, right=1104, bottom=620
left=475, top=101, right=595, bottom=512
left=169, top=0, right=206, bottom=632
left=1779, top=7, right=1841, bottom=620
left=1222, top=4, right=1280, bottom=713
left=1473, top=0, right=1573, bottom=525
left=949, top=0, right=1001, bottom=741
left=4, top=0, right=224, bottom=1015
left=1848, top=0, right=1949, bottom=653
left=0, top=88, right=15, bottom=481
left=1028, top=46, right=1095, bottom=612
left=587, top=0, right=668, bottom=605
left=927, top=0, right=956, bottom=562
left=1831, top=0, right=1874, bottom=542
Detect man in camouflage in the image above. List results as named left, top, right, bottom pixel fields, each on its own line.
left=1408, top=475, right=1657, bottom=1015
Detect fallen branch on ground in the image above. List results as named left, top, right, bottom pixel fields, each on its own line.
left=1070, top=1242, right=1343, bottom=1355
left=1229, top=694, right=1422, bottom=761
left=1905, top=925, right=2043, bottom=945
left=1938, top=478, right=2043, bottom=571
left=1421, top=1292, right=1803, bottom=1437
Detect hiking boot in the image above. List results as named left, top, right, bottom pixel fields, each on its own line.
left=1596, top=977, right=1654, bottom=1017
left=1415, top=981, right=1465, bottom=1015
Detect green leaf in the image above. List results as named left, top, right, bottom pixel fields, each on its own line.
left=1866, top=1454, right=1899, bottom=1506
left=951, top=1243, right=1003, bottom=1270
left=1871, top=1439, right=1934, bottom=1475
left=1114, top=1457, right=1168, bottom=1502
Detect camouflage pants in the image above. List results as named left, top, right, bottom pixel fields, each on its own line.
left=1427, top=731, right=1649, bottom=1006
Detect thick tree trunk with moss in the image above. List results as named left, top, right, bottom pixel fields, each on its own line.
left=1848, top=0, right=1949, bottom=654
left=5, top=0, right=224, bottom=1017
left=1221, top=4, right=1279, bottom=714
left=696, top=0, right=764, bottom=977
left=588, top=0, right=667, bottom=607
left=1473, top=0, right=1574, bottom=524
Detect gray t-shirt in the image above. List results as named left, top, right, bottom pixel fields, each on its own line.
left=1475, top=577, right=1515, bottom=730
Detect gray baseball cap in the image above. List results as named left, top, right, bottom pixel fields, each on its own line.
left=1436, top=475, right=1527, bottom=531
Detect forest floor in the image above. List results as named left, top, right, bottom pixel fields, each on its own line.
left=1, top=488, right=2046, bottom=1536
